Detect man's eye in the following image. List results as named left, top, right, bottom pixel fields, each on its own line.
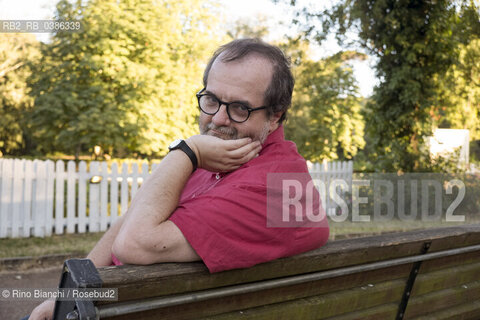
left=205, top=95, right=218, bottom=104
left=231, top=104, right=248, bottom=112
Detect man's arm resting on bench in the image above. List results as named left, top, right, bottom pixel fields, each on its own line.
left=87, top=215, right=125, bottom=267
left=111, top=136, right=260, bottom=265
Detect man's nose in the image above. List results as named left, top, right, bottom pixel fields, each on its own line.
left=212, top=104, right=231, bottom=126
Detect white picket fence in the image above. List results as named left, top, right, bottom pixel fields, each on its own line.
left=308, top=160, right=354, bottom=216
left=0, top=158, right=353, bottom=238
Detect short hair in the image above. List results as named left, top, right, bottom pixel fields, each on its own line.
left=203, top=38, right=294, bottom=124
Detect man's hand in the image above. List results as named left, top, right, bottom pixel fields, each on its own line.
left=29, top=299, right=55, bottom=320
left=187, top=135, right=261, bottom=172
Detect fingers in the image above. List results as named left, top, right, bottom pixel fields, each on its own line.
left=220, top=143, right=261, bottom=170
left=225, top=140, right=262, bottom=160
left=221, top=137, right=253, bottom=151
left=188, top=135, right=263, bottom=172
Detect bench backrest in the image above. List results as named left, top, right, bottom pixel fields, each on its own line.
left=54, top=224, right=480, bottom=319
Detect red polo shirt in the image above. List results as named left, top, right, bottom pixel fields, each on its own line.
left=169, top=126, right=329, bottom=272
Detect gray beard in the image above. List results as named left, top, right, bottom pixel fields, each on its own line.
left=199, top=121, right=270, bottom=144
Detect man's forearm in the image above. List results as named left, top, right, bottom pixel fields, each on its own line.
left=111, top=149, right=194, bottom=263
left=121, top=150, right=192, bottom=227
left=86, top=215, right=125, bottom=267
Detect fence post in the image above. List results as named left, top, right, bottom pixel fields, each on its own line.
left=89, top=161, right=100, bottom=233
left=55, top=161, right=65, bottom=235
left=120, top=163, right=129, bottom=216
left=110, top=162, right=119, bottom=225
left=11, top=159, right=24, bottom=238
left=131, top=163, right=139, bottom=199
left=67, top=161, right=76, bottom=234
left=141, top=163, right=149, bottom=188
left=33, top=160, right=47, bottom=237
left=45, top=160, right=55, bottom=236
left=78, top=161, right=87, bottom=233
left=0, top=160, right=13, bottom=238
left=23, top=160, right=34, bottom=237
left=100, top=162, right=109, bottom=231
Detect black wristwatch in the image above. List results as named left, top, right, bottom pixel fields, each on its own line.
left=168, top=139, right=198, bottom=172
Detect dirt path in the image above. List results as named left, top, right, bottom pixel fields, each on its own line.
left=0, top=266, right=63, bottom=320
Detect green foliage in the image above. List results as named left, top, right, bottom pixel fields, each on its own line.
left=436, top=39, right=480, bottom=141
left=285, top=48, right=366, bottom=161
left=226, top=16, right=270, bottom=39
left=29, top=0, right=221, bottom=159
left=346, top=0, right=462, bottom=172
left=0, top=34, right=39, bottom=156
left=286, top=0, right=480, bottom=172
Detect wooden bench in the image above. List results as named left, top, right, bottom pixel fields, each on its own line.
left=53, top=224, right=480, bottom=320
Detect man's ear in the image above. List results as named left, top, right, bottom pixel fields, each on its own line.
left=268, top=111, right=283, bottom=132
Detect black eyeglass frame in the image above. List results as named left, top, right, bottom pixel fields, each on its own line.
left=196, top=88, right=268, bottom=123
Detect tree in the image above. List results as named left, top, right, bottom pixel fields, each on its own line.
left=226, top=16, right=270, bottom=40
left=0, top=34, right=39, bottom=156
left=285, top=48, right=366, bottom=161
left=29, top=0, right=221, bottom=159
left=437, top=39, right=480, bottom=140
left=285, top=0, right=480, bottom=171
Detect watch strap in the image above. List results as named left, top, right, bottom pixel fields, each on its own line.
left=169, top=140, right=198, bottom=172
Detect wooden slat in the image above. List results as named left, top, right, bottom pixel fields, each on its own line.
left=0, top=159, right=12, bottom=238
left=410, top=300, right=480, bottom=320
left=141, top=163, right=149, bottom=188
left=23, top=160, right=33, bottom=237
left=11, top=159, right=24, bottom=238
left=200, top=279, right=406, bottom=320
left=120, top=163, right=129, bottom=215
left=33, top=160, right=46, bottom=237
left=98, top=224, right=480, bottom=303
left=98, top=263, right=412, bottom=318
left=89, top=161, right=100, bottom=232
left=324, top=303, right=398, bottom=320
left=130, top=163, right=139, bottom=199
left=110, top=162, right=119, bottom=224
left=419, top=249, right=480, bottom=273
left=45, top=160, right=55, bottom=236
left=55, top=160, right=65, bottom=235
left=78, top=161, right=87, bottom=233
left=412, top=261, right=480, bottom=296
left=66, top=161, right=76, bottom=233
left=100, top=162, right=109, bottom=231
left=404, top=280, right=480, bottom=318
left=102, top=279, right=406, bottom=320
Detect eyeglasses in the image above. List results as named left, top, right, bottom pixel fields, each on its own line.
left=196, top=88, right=267, bottom=123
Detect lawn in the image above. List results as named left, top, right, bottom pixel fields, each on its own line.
left=0, top=232, right=104, bottom=259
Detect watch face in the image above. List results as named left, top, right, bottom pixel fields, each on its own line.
left=169, top=139, right=182, bottom=149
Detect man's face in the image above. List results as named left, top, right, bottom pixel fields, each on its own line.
left=199, top=53, right=280, bottom=143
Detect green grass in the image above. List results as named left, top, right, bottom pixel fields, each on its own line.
left=0, top=217, right=479, bottom=259
left=0, top=232, right=104, bottom=259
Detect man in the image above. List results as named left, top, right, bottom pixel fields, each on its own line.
left=29, top=38, right=329, bottom=319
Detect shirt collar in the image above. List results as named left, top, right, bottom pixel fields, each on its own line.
left=262, top=125, right=284, bottom=148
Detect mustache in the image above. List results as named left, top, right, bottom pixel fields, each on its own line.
left=206, top=124, right=236, bottom=136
